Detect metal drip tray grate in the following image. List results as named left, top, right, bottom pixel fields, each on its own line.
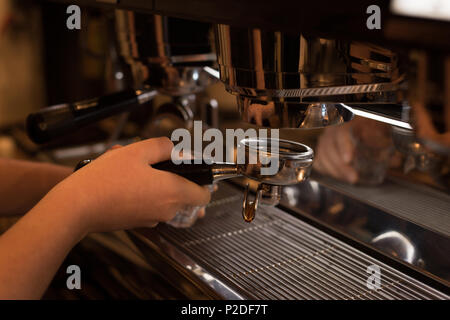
left=155, top=183, right=448, bottom=300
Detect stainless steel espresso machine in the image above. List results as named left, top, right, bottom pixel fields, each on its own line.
left=27, top=0, right=450, bottom=299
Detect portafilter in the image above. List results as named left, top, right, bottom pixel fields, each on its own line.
left=75, top=138, right=314, bottom=222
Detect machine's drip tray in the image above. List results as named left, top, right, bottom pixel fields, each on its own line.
left=143, top=183, right=449, bottom=300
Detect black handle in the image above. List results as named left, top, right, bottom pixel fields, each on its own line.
left=152, top=160, right=213, bottom=185
left=26, top=90, right=142, bottom=144
left=74, top=159, right=213, bottom=186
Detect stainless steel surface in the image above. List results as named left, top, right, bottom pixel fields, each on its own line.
left=281, top=175, right=450, bottom=282
left=214, top=24, right=403, bottom=128
left=145, top=98, right=195, bottom=138
left=115, top=10, right=216, bottom=94
left=237, top=100, right=355, bottom=128
left=392, top=126, right=444, bottom=174
left=105, top=89, right=157, bottom=149
left=313, top=175, right=450, bottom=239
left=242, top=184, right=282, bottom=222
left=407, top=51, right=450, bottom=154
left=297, top=103, right=349, bottom=128
left=258, top=184, right=282, bottom=206
left=239, top=138, right=313, bottom=185
left=208, top=138, right=314, bottom=221
left=155, top=67, right=217, bottom=96
left=136, top=89, right=158, bottom=105
left=131, top=182, right=449, bottom=299
left=207, top=138, right=314, bottom=185
left=215, top=25, right=402, bottom=98
left=211, top=164, right=240, bottom=181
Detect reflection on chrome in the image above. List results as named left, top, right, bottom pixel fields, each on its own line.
left=371, top=231, right=416, bottom=264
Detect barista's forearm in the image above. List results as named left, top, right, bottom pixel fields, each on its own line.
left=0, top=186, right=87, bottom=299
left=0, top=158, right=72, bottom=216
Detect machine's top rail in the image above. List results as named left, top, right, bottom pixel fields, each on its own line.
left=51, top=0, right=450, bottom=51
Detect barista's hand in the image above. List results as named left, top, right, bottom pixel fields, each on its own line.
left=0, top=137, right=211, bottom=299
left=314, top=123, right=359, bottom=184
left=314, top=118, right=400, bottom=184
left=106, top=144, right=209, bottom=219
left=46, top=137, right=211, bottom=235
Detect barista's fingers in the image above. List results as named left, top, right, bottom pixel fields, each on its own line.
left=198, top=208, right=206, bottom=218
left=335, top=128, right=355, bottom=164
left=320, top=151, right=358, bottom=184
left=159, top=171, right=211, bottom=208
left=341, top=164, right=358, bottom=184
left=318, top=130, right=344, bottom=168
left=147, top=221, right=159, bottom=228
left=317, top=150, right=342, bottom=180
left=389, top=151, right=403, bottom=168
left=129, top=137, right=174, bottom=164
left=313, top=157, right=323, bottom=172
left=314, top=136, right=336, bottom=176
left=255, top=111, right=263, bottom=126
left=110, top=144, right=123, bottom=151
left=313, top=140, right=327, bottom=173
left=181, top=181, right=211, bottom=207
left=312, top=159, right=322, bottom=173
left=104, top=144, right=123, bottom=153
left=314, top=135, right=329, bottom=174
left=316, top=132, right=358, bottom=183
left=325, top=139, right=358, bottom=184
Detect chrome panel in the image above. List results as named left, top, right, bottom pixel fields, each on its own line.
left=129, top=231, right=245, bottom=300
left=280, top=175, right=450, bottom=283
left=214, top=24, right=404, bottom=128
left=130, top=182, right=449, bottom=299
left=215, top=25, right=402, bottom=98
left=115, top=10, right=216, bottom=94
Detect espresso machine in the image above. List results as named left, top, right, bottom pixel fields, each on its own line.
left=27, top=0, right=450, bottom=299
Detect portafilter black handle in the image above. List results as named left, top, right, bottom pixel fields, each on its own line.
left=152, top=160, right=214, bottom=185
left=26, top=89, right=156, bottom=144
left=74, top=159, right=216, bottom=186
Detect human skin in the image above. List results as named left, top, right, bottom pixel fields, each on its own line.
left=314, top=117, right=401, bottom=184
left=0, top=158, right=72, bottom=216
left=0, top=137, right=210, bottom=299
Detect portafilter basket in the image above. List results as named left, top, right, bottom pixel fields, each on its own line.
left=75, top=138, right=314, bottom=222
